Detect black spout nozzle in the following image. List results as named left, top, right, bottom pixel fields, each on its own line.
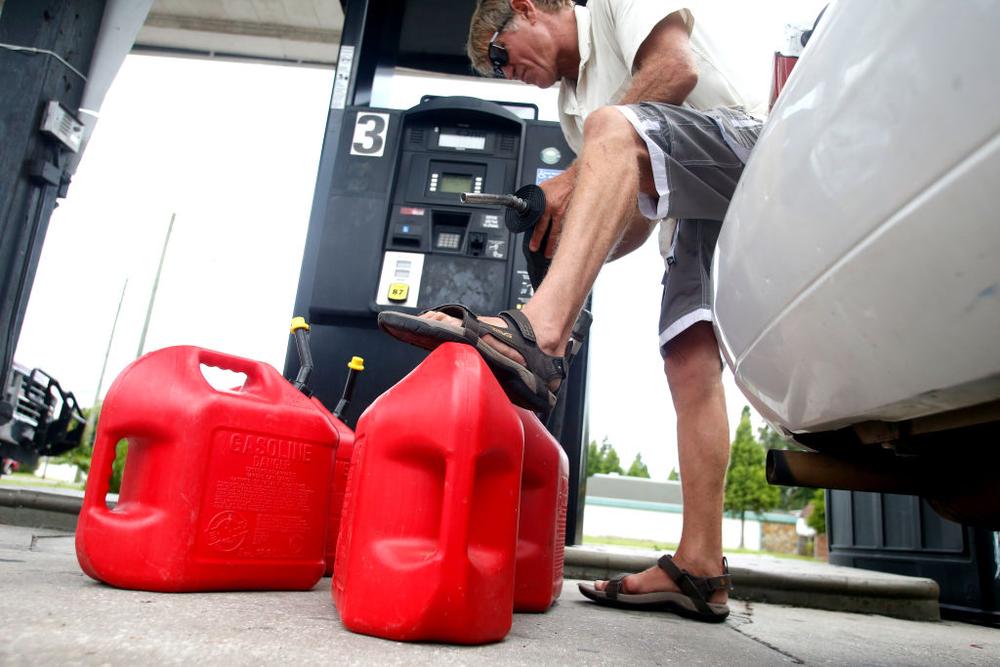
left=333, top=356, right=365, bottom=420
left=290, top=317, right=313, bottom=396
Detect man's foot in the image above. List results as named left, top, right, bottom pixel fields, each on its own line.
left=578, top=554, right=732, bottom=622
left=417, top=309, right=563, bottom=393
left=594, top=554, right=729, bottom=605
left=377, top=305, right=567, bottom=412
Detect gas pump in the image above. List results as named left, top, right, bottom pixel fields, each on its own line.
left=285, top=0, right=588, bottom=546
left=292, top=95, right=574, bottom=410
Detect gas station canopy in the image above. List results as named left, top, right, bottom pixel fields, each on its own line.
left=134, top=0, right=479, bottom=74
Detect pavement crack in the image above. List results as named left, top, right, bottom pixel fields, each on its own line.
left=29, top=533, right=73, bottom=551
left=729, top=602, right=805, bottom=665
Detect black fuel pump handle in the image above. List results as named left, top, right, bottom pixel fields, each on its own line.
left=460, top=185, right=547, bottom=233
left=459, top=185, right=552, bottom=289
left=504, top=184, right=546, bottom=233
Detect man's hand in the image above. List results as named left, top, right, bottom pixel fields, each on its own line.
left=531, top=164, right=577, bottom=257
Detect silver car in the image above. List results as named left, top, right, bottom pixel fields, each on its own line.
left=712, top=0, right=1000, bottom=527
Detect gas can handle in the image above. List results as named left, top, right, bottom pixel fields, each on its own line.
left=197, top=348, right=278, bottom=396
left=81, top=422, right=127, bottom=514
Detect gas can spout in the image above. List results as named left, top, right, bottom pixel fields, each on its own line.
left=290, top=317, right=314, bottom=396
left=333, top=357, right=365, bottom=420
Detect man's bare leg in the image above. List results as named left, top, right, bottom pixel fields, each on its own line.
left=418, top=106, right=656, bottom=369
left=594, top=321, right=730, bottom=603
left=412, top=106, right=733, bottom=598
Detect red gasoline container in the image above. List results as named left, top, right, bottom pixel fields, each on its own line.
left=513, top=407, right=569, bottom=612
left=333, top=343, right=524, bottom=644
left=769, top=53, right=799, bottom=111
left=323, top=422, right=355, bottom=577
left=76, top=346, right=340, bottom=592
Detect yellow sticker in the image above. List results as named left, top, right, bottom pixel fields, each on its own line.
left=387, top=283, right=409, bottom=302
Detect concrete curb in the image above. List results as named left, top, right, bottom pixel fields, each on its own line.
left=0, top=486, right=84, bottom=513
left=564, top=546, right=941, bottom=622
left=0, top=486, right=84, bottom=531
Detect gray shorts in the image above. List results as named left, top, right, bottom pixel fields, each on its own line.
left=614, top=103, right=762, bottom=356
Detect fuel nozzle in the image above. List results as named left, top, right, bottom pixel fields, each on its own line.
left=333, top=356, right=365, bottom=420
left=462, top=184, right=554, bottom=289
left=460, top=184, right=546, bottom=233
left=290, top=317, right=314, bottom=396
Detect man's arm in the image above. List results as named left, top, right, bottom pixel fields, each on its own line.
left=535, top=12, right=697, bottom=257
left=618, top=12, right=698, bottom=106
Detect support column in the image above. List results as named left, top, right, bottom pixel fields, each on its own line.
left=0, top=0, right=108, bottom=417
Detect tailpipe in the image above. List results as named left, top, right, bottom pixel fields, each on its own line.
left=766, top=449, right=933, bottom=496
left=767, top=448, right=1000, bottom=529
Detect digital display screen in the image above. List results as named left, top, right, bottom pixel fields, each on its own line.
left=439, top=133, right=486, bottom=150
left=439, top=173, right=473, bottom=193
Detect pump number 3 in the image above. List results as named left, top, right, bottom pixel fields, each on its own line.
left=351, top=112, right=390, bottom=157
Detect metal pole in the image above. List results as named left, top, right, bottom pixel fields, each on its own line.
left=81, top=278, right=127, bottom=447
left=136, top=213, right=174, bottom=358
left=95, top=278, right=127, bottom=405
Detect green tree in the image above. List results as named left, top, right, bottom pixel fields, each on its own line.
left=626, top=453, right=651, bottom=478
left=807, top=489, right=826, bottom=534
left=756, top=423, right=787, bottom=451
left=667, top=467, right=680, bottom=481
left=757, top=423, right=813, bottom=510
left=724, top=406, right=780, bottom=547
left=585, top=437, right=625, bottom=476
left=109, top=440, right=129, bottom=494
left=586, top=440, right=603, bottom=477
left=600, top=439, right=623, bottom=475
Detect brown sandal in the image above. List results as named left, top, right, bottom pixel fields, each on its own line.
left=577, top=555, right=732, bottom=622
left=377, top=303, right=566, bottom=413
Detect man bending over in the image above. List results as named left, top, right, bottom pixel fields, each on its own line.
left=378, top=0, right=762, bottom=622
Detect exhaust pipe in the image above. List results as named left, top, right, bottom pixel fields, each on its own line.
left=766, top=449, right=938, bottom=496
left=768, top=449, right=1000, bottom=529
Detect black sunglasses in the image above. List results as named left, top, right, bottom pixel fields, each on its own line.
left=488, top=25, right=510, bottom=79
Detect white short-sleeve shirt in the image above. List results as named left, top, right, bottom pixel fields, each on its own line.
left=558, top=0, right=760, bottom=153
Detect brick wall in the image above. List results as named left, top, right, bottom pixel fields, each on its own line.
left=760, top=522, right=798, bottom=554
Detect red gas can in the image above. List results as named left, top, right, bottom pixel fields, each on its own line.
left=513, top=407, right=569, bottom=612
left=76, top=346, right=339, bottom=592
left=323, top=422, right=355, bottom=577
left=333, top=343, right=524, bottom=644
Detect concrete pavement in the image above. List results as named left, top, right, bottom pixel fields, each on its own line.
left=1, top=523, right=998, bottom=666
left=1, top=485, right=943, bottom=621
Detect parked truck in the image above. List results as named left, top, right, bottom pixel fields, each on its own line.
left=0, top=363, right=86, bottom=474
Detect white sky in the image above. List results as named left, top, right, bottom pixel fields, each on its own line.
left=15, top=0, right=825, bottom=479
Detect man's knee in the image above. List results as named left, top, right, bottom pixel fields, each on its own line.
left=583, top=106, right=653, bottom=193
left=663, top=322, right=724, bottom=399
left=583, top=106, right=643, bottom=149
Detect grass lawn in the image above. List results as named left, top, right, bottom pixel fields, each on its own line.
left=0, top=471, right=85, bottom=492
left=583, top=535, right=819, bottom=561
